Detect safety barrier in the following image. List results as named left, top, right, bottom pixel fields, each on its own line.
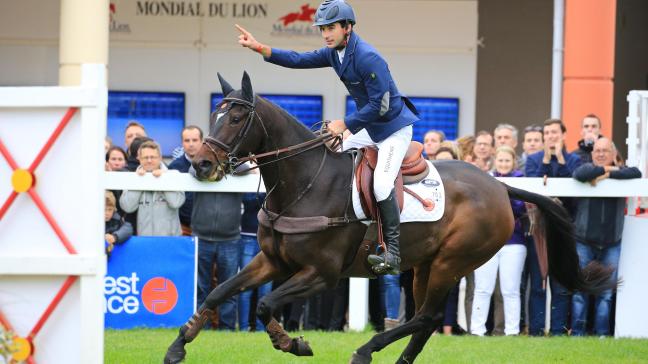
left=0, top=64, right=106, bottom=363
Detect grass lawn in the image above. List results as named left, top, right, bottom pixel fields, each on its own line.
left=105, top=329, right=648, bottom=363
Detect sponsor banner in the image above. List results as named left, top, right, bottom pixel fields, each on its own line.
left=104, top=236, right=197, bottom=329
left=1, top=1, right=476, bottom=51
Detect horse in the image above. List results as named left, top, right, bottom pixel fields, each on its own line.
left=164, top=72, right=612, bottom=364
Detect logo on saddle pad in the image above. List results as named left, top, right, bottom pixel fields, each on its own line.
left=421, top=179, right=441, bottom=187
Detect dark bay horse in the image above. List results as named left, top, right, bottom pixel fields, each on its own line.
left=164, top=72, right=611, bottom=364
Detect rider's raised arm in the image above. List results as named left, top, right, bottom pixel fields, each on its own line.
left=264, top=48, right=330, bottom=69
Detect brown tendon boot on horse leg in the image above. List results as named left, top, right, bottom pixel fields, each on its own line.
left=266, top=318, right=314, bottom=356
left=367, top=189, right=401, bottom=275
left=164, top=308, right=215, bottom=364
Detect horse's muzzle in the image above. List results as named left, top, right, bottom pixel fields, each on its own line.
left=193, top=159, right=224, bottom=182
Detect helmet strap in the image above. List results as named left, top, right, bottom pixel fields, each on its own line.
left=334, top=25, right=351, bottom=51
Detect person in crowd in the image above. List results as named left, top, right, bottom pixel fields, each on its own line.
left=105, top=191, right=133, bottom=258
left=520, top=125, right=544, bottom=172
left=473, top=131, right=494, bottom=172
left=235, top=0, right=419, bottom=275
left=238, top=190, right=273, bottom=332
left=105, top=136, right=113, bottom=155
left=572, top=114, right=602, bottom=164
left=490, top=123, right=523, bottom=335
left=190, top=165, right=244, bottom=330
left=106, top=146, right=128, bottom=171
left=169, top=125, right=203, bottom=236
left=124, top=121, right=147, bottom=151
left=571, top=137, right=641, bottom=336
left=455, top=135, right=476, bottom=162
left=494, top=123, right=522, bottom=168
left=471, top=146, right=526, bottom=336
left=119, top=141, right=185, bottom=236
left=423, top=130, right=446, bottom=160
left=381, top=273, right=401, bottom=331
left=434, top=146, right=458, bottom=160
left=525, top=118, right=582, bottom=336
left=126, top=136, right=153, bottom=172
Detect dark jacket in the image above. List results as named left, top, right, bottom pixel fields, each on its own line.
left=189, top=167, right=243, bottom=242
left=105, top=212, right=133, bottom=244
left=572, top=163, right=642, bottom=247
left=266, top=32, right=418, bottom=142
left=168, top=154, right=194, bottom=226
left=493, top=170, right=526, bottom=245
left=525, top=149, right=582, bottom=217
left=571, top=137, right=602, bottom=164
left=241, top=193, right=264, bottom=237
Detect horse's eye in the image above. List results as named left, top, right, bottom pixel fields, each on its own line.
left=231, top=116, right=241, bottom=124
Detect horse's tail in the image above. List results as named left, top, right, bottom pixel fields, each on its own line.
left=503, top=183, right=615, bottom=294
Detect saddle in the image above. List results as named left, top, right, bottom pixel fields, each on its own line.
left=355, top=141, right=431, bottom=221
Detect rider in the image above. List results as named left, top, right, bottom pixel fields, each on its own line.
left=236, top=0, right=418, bottom=274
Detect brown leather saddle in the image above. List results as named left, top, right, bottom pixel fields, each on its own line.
left=355, top=141, right=431, bottom=221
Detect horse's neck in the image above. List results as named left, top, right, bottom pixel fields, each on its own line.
left=256, top=105, right=351, bottom=214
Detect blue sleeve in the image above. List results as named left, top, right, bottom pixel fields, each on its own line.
left=265, top=47, right=330, bottom=69
left=525, top=154, right=548, bottom=177
left=610, top=166, right=642, bottom=179
left=344, top=53, right=391, bottom=133
left=573, top=163, right=604, bottom=182
left=562, top=153, right=582, bottom=176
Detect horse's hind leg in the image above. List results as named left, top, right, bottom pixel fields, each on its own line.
left=164, top=252, right=284, bottom=364
left=349, top=258, right=458, bottom=364
left=256, top=265, right=334, bottom=357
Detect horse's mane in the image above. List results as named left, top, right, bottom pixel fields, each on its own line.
left=256, top=95, right=318, bottom=140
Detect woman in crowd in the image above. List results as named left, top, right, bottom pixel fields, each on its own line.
left=470, top=145, right=526, bottom=336
left=106, top=146, right=128, bottom=171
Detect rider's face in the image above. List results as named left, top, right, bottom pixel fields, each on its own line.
left=319, top=23, right=348, bottom=49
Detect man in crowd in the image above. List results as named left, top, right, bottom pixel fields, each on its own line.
left=190, top=166, right=243, bottom=330
left=520, top=125, right=544, bottom=173
left=525, top=118, right=581, bottom=336
left=124, top=121, right=147, bottom=151
left=473, top=131, right=494, bottom=172
left=423, top=130, right=445, bottom=160
left=571, top=137, right=641, bottom=336
left=169, top=125, right=203, bottom=236
left=572, top=114, right=602, bottom=164
left=119, top=141, right=185, bottom=236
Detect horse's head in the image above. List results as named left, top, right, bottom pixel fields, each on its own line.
left=193, top=72, right=262, bottom=181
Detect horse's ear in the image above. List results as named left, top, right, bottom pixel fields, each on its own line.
left=241, top=71, right=254, bottom=103
left=217, top=73, right=234, bottom=96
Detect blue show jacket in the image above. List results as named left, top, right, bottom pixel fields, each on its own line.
left=265, top=32, right=418, bottom=142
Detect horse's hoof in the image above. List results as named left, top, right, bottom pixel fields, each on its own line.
left=163, top=349, right=186, bottom=364
left=349, top=351, right=372, bottom=364
left=289, top=336, right=314, bottom=356
left=164, top=336, right=187, bottom=364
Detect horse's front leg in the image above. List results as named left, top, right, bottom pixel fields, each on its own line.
left=256, top=265, right=334, bottom=357
left=164, top=252, right=285, bottom=364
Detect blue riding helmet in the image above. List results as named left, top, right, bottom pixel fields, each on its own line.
left=312, top=0, right=356, bottom=27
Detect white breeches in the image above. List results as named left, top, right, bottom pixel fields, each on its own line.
left=342, top=125, right=413, bottom=201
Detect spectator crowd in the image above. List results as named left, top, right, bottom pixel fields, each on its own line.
left=104, top=113, right=640, bottom=336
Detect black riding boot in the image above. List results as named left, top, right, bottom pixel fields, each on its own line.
left=367, top=189, right=401, bottom=275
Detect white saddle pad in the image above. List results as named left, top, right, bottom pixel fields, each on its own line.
left=352, top=160, right=445, bottom=224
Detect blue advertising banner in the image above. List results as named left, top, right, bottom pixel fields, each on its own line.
left=104, top=236, right=197, bottom=329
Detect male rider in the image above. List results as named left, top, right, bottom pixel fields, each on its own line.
left=235, top=0, right=418, bottom=274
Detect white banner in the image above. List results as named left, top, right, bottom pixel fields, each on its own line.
left=1, top=0, right=477, bottom=51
